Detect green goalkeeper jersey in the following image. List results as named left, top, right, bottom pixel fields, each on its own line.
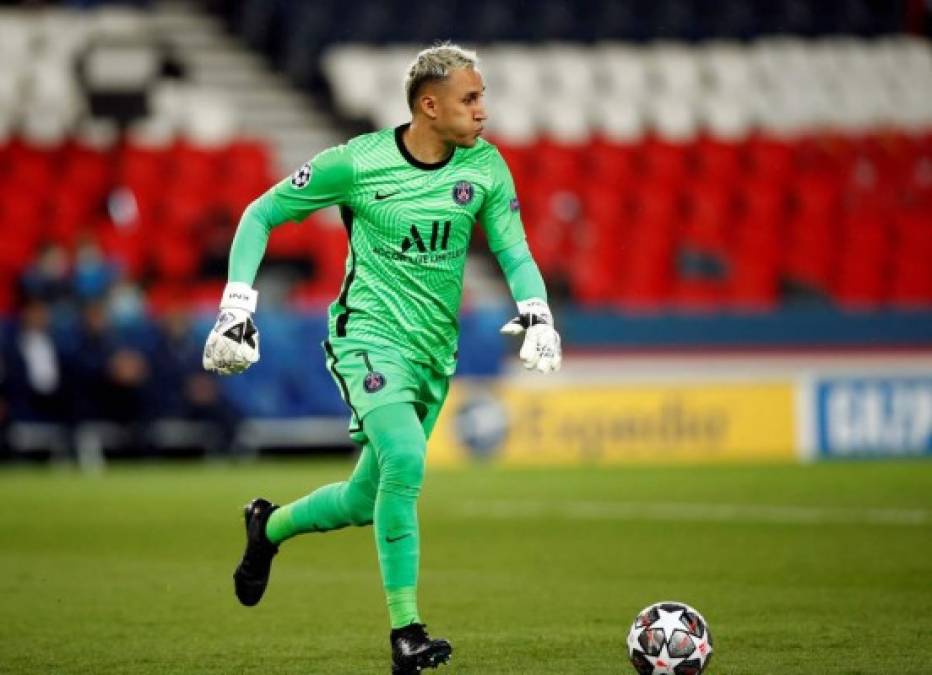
left=262, top=124, right=527, bottom=375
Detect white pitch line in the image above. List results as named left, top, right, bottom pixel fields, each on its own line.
left=455, top=500, right=931, bottom=526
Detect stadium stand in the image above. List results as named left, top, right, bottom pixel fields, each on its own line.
left=1, top=0, right=930, bottom=461
left=318, top=38, right=932, bottom=310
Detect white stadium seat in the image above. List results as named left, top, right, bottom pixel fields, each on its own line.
left=481, top=44, right=541, bottom=104
left=540, top=43, right=598, bottom=102
left=538, top=99, right=590, bottom=144
left=648, top=94, right=697, bottom=141
left=701, top=40, right=756, bottom=95
left=485, top=97, right=538, bottom=144
left=184, top=89, right=238, bottom=147
left=593, top=97, right=645, bottom=142
left=699, top=93, right=752, bottom=140
left=593, top=42, right=651, bottom=102
left=21, top=107, right=68, bottom=147
left=316, top=38, right=932, bottom=141
left=650, top=42, right=703, bottom=99
left=321, top=45, right=381, bottom=119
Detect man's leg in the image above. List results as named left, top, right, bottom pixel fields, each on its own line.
left=265, top=442, right=378, bottom=544
left=364, top=402, right=426, bottom=628
left=232, top=443, right=378, bottom=606
left=366, top=402, right=453, bottom=672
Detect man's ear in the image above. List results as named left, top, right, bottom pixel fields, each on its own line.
left=419, top=93, right=439, bottom=120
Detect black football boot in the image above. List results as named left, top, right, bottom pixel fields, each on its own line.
left=233, top=498, right=279, bottom=606
left=390, top=623, right=453, bottom=674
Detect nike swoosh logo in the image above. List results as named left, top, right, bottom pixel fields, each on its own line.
left=375, top=191, right=399, bottom=200
left=385, top=534, right=411, bottom=543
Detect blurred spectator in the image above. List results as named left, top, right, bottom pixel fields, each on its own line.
left=20, top=244, right=72, bottom=307
left=2, top=297, right=71, bottom=425
left=69, top=300, right=150, bottom=430
left=149, top=308, right=240, bottom=453
left=108, top=278, right=146, bottom=326
left=72, top=236, right=118, bottom=302
left=0, top=359, right=8, bottom=458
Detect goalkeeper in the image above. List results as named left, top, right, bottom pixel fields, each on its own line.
left=203, top=43, right=561, bottom=674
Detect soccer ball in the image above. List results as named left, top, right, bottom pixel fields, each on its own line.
left=626, top=601, right=713, bottom=675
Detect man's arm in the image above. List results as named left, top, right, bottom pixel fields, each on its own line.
left=479, top=149, right=562, bottom=373
left=203, top=144, right=355, bottom=375
left=494, top=238, right=547, bottom=305
left=228, top=144, right=356, bottom=286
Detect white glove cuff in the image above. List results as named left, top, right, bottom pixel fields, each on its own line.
left=516, top=297, right=552, bottom=325
left=220, top=282, right=258, bottom=313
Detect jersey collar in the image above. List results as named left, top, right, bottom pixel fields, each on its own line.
left=395, top=123, right=454, bottom=171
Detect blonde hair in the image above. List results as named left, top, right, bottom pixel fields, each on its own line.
left=404, top=42, right=479, bottom=112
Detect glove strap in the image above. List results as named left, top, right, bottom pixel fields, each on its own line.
left=516, top=297, right=553, bottom=326
left=220, top=282, right=258, bottom=313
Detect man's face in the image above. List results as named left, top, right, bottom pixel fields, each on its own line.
left=429, top=67, right=487, bottom=148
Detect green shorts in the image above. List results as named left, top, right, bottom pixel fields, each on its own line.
left=322, top=337, right=450, bottom=445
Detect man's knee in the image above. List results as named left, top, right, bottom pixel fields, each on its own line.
left=379, top=448, right=425, bottom=497
left=342, top=479, right=376, bottom=526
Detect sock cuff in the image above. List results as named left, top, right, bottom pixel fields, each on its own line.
left=386, top=586, right=421, bottom=629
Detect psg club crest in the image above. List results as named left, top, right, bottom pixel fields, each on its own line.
left=364, top=371, right=386, bottom=393
left=452, top=180, right=474, bottom=205
left=290, top=161, right=312, bottom=189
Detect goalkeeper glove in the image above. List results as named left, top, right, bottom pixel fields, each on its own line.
left=202, top=282, right=260, bottom=375
left=500, top=298, right=562, bottom=373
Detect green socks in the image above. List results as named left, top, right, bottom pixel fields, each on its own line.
left=386, top=586, right=421, bottom=628
left=264, top=443, right=380, bottom=545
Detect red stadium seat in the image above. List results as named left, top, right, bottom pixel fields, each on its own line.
left=694, top=136, right=745, bottom=183
left=728, top=253, right=779, bottom=310
left=223, top=140, right=274, bottom=186
left=614, top=200, right=676, bottom=309
left=586, top=137, right=644, bottom=189
left=835, top=215, right=889, bottom=308
left=64, top=142, right=113, bottom=199
left=5, top=140, right=60, bottom=192
left=642, top=138, right=694, bottom=185
left=490, top=138, right=534, bottom=198
left=746, top=136, right=795, bottom=185
left=792, top=172, right=842, bottom=224
left=265, top=220, right=314, bottom=259
left=889, top=257, right=932, bottom=306
left=681, top=180, right=735, bottom=252
left=170, top=141, right=221, bottom=194
left=783, top=214, right=838, bottom=290
left=534, top=137, right=584, bottom=188
left=150, top=230, right=201, bottom=281
left=737, top=179, right=788, bottom=232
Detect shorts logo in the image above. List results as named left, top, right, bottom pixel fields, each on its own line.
left=509, top=197, right=520, bottom=212
left=290, top=162, right=312, bottom=189
left=452, top=180, right=474, bottom=205
left=363, top=371, right=386, bottom=393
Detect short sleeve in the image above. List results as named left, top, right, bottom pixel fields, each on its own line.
left=266, top=143, right=355, bottom=222
left=477, top=148, right=526, bottom=253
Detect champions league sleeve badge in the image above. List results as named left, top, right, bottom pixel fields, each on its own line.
left=290, top=161, right=312, bottom=189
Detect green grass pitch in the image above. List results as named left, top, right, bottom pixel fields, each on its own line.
left=1, top=459, right=930, bottom=674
